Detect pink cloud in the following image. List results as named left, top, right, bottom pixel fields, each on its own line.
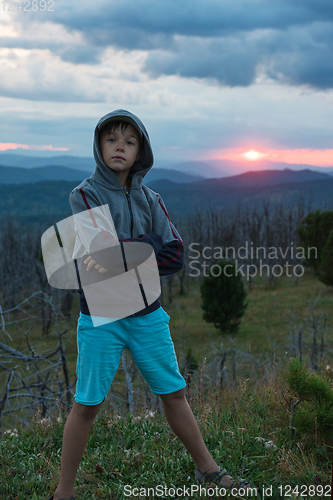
left=0, top=143, right=69, bottom=152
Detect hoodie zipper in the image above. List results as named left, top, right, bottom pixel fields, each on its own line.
left=125, top=185, right=134, bottom=238
left=125, top=184, right=137, bottom=317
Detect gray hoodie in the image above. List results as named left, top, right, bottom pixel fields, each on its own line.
left=69, top=109, right=184, bottom=317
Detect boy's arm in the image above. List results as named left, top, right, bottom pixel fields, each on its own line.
left=69, top=187, right=123, bottom=276
left=69, top=187, right=163, bottom=273
left=148, top=193, right=184, bottom=276
left=69, top=187, right=183, bottom=276
left=69, top=187, right=119, bottom=256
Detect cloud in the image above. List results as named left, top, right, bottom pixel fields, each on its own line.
left=264, top=22, right=333, bottom=89
left=0, top=19, right=103, bottom=65
left=143, top=35, right=260, bottom=87
left=0, top=47, right=115, bottom=102
left=0, top=143, right=68, bottom=151
left=1, top=0, right=333, bottom=160
left=2, top=0, right=333, bottom=90
left=144, top=22, right=333, bottom=89
left=48, top=0, right=333, bottom=43
left=0, top=37, right=103, bottom=65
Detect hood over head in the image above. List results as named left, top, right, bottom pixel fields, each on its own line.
left=93, top=109, right=154, bottom=189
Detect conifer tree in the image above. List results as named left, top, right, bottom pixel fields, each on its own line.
left=200, top=259, right=248, bottom=334
left=316, top=229, right=333, bottom=287
left=285, top=357, right=333, bottom=450
left=298, top=209, right=333, bottom=271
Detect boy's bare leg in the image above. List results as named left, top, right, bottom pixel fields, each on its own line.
left=53, top=401, right=103, bottom=500
left=159, top=388, right=248, bottom=489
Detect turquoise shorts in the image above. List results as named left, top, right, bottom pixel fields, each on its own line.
left=74, top=307, right=186, bottom=405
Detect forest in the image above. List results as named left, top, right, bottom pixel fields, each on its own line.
left=0, top=198, right=332, bottom=498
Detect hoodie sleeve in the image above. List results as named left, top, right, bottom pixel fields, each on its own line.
left=149, top=194, right=184, bottom=276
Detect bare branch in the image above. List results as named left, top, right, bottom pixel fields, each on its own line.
left=0, top=369, right=15, bottom=416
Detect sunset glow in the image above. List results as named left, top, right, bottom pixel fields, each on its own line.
left=208, top=148, right=333, bottom=167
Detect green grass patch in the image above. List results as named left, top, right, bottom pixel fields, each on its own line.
left=0, top=270, right=332, bottom=498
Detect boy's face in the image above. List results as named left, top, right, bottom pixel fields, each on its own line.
left=99, top=123, right=141, bottom=185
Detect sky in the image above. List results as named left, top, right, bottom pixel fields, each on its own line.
left=1, top=0, right=333, bottom=169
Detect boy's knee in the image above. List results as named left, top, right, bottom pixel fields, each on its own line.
left=73, top=400, right=103, bottom=420
left=159, top=388, right=186, bottom=404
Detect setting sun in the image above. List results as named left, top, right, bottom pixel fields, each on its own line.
left=245, top=149, right=260, bottom=160
left=209, top=147, right=333, bottom=167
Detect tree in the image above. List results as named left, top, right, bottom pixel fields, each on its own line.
left=316, top=229, right=333, bottom=287
left=285, top=356, right=333, bottom=451
left=200, top=259, right=248, bottom=334
left=298, top=210, right=333, bottom=272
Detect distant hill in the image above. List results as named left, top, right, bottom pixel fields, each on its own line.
left=156, top=159, right=333, bottom=178
left=0, top=180, right=77, bottom=229
left=0, top=164, right=203, bottom=184
left=0, top=153, right=221, bottom=177
left=0, top=170, right=333, bottom=228
left=205, top=159, right=333, bottom=177
left=145, top=176, right=333, bottom=216
left=0, top=153, right=95, bottom=171
left=157, top=160, right=228, bottom=178
left=0, top=165, right=90, bottom=184
left=189, top=168, right=332, bottom=188
left=1, top=152, right=333, bottom=179
left=144, top=168, right=204, bottom=183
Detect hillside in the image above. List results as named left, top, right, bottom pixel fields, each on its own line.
left=0, top=164, right=88, bottom=184
left=2, top=152, right=333, bottom=178
left=194, top=168, right=332, bottom=187
left=0, top=164, right=203, bottom=185
left=0, top=274, right=332, bottom=496
left=0, top=153, right=95, bottom=171
left=145, top=175, right=333, bottom=215
left=0, top=170, right=333, bottom=227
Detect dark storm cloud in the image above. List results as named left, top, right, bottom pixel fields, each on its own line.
left=143, top=36, right=260, bottom=87
left=50, top=0, right=333, bottom=43
left=143, top=21, right=333, bottom=89
left=10, top=0, right=333, bottom=88
left=265, top=22, right=333, bottom=89
left=56, top=45, right=102, bottom=65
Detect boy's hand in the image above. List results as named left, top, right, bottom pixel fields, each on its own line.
left=84, top=255, right=109, bottom=273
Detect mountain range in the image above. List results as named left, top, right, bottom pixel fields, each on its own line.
left=0, top=170, right=332, bottom=229
left=0, top=164, right=203, bottom=185
left=0, top=152, right=332, bottom=226
left=188, top=168, right=332, bottom=187
left=1, top=152, right=333, bottom=178
left=145, top=176, right=333, bottom=217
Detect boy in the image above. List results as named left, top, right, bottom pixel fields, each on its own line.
left=48, top=109, right=250, bottom=499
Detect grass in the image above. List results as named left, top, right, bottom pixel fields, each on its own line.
left=1, top=269, right=332, bottom=393
left=169, top=270, right=333, bottom=362
left=0, top=269, right=332, bottom=498
left=0, top=370, right=331, bottom=499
